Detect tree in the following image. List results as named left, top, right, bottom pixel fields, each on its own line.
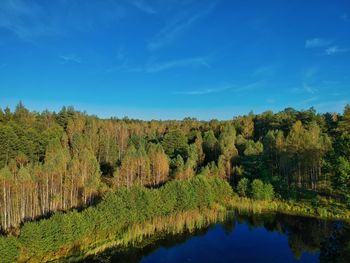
left=262, top=183, right=274, bottom=201
left=0, top=125, right=18, bottom=168
left=162, top=130, right=189, bottom=160
left=69, top=147, right=100, bottom=206
left=235, top=113, right=254, bottom=139
left=333, top=157, right=350, bottom=197
left=193, top=132, right=205, bottom=166
left=338, top=104, right=350, bottom=134
left=0, top=167, right=13, bottom=230
left=251, top=179, right=265, bottom=200
left=240, top=140, right=263, bottom=179
left=173, top=155, right=185, bottom=179
left=134, top=146, right=151, bottom=186
left=237, top=178, right=249, bottom=197
left=286, top=121, right=306, bottom=186
left=251, top=179, right=274, bottom=200
left=0, top=102, right=347, bottom=233
left=148, top=144, right=169, bottom=186
left=13, top=102, right=32, bottom=127
left=218, top=124, right=238, bottom=180
left=119, top=145, right=137, bottom=188
left=203, top=130, right=220, bottom=163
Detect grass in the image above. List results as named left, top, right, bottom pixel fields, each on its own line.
left=227, top=196, right=350, bottom=221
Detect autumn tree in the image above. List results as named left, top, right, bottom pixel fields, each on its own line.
left=148, top=144, right=169, bottom=186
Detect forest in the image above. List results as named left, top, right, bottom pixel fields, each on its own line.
left=0, top=102, right=350, bottom=236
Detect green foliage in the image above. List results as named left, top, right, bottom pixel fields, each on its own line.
left=251, top=179, right=274, bottom=201
left=0, top=236, right=19, bottom=263
left=203, top=130, right=220, bottom=163
left=237, top=178, right=249, bottom=197
left=333, top=134, right=350, bottom=160
left=0, top=124, right=18, bottom=167
left=262, top=183, right=275, bottom=201
left=1, top=102, right=350, bottom=247
left=0, top=176, right=233, bottom=261
left=251, top=179, right=265, bottom=200
left=338, top=104, right=350, bottom=134
left=162, top=130, right=189, bottom=160
left=333, top=157, right=350, bottom=195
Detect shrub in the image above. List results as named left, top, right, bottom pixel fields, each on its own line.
left=251, top=179, right=265, bottom=200
left=262, top=183, right=274, bottom=201
left=237, top=178, right=249, bottom=197
left=251, top=179, right=274, bottom=201
left=5, top=176, right=233, bottom=261
left=0, top=236, right=18, bottom=263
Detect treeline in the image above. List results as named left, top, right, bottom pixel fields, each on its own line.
left=0, top=102, right=350, bottom=232
left=0, top=176, right=233, bottom=262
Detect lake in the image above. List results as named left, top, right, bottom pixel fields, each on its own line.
left=84, top=212, right=350, bottom=263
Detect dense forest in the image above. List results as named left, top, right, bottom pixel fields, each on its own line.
left=0, top=102, right=350, bottom=233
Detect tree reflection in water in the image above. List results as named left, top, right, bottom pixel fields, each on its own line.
left=84, top=212, right=350, bottom=263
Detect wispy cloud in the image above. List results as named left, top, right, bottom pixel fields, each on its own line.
left=302, top=96, right=320, bottom=103
left=303, top=83, right=317, bottom=94
left=303, top=66, right=318, bottom=79
left=305, top=38, right=332, bottom=48
left=107, top=56, right=210, bottom=73
left=174, top=82, right=262, bottom=96
left=291, top=68, right=319, bottom=95
left=325, top=46, right=349, bottom=55
left=0, top=0, right=127, bottom=41
left=146, top=57, right=210, bottom=73
left=60, top=55, right=81, bottom=64
left=116, top=47, right=125, bottom=61
left=0, top=0, right=55, bottom=40
left=148, top=2, right=218, bottom=50
left=253, top=65, right=277, bottom=77
left=341, top=13, right=349, bottom=22
left=314, top=100, right=348, bottom=113
left=266, top=98, right=275, bottom=104
left=175, top=86, right=230, bottom=96
left=130, top=0, right=156, bottom=14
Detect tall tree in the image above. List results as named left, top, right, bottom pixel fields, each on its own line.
left=148, top=144, right=169, bottom=186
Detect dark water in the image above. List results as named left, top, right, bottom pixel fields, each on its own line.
left=85, top=212, right=350, bottom=263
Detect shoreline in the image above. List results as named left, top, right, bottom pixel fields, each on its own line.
left=1, top=178, right=349, bottom=263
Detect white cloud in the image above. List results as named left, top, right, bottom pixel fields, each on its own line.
left=106, top=56, right=210, bottom=73
left=291, top=84, right=318, bottom=95
left=175, top=82, right=262, bottom=96
left=305, top=38, right=331, bottom=48
left=148, top=2, right=218, bottom=50
left=146, top=57, right=210, bottom=73
left=325, top=46, right=349, bottom=55
left=175, top=86, right=230, bottom=96
left=60, top=55, right=81, bottom=64
left=303, top=83, right=317, bottom=94
left=302, top=96, right=320, bottom=103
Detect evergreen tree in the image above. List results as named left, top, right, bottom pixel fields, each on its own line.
left=203, top=130, right=220, bottom=163
left=162, top=130, right=189, bottom=160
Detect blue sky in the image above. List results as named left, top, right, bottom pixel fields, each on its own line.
left=0, top=0, right=349, bottom=120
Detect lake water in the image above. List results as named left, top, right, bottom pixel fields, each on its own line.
left=85, top=212, right=350, bottom=263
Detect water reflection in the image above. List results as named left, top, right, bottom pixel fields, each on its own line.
left=84, top=212, right=350, bottom=263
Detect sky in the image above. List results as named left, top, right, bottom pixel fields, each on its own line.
left=0, top=0, right=349, bottom=120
